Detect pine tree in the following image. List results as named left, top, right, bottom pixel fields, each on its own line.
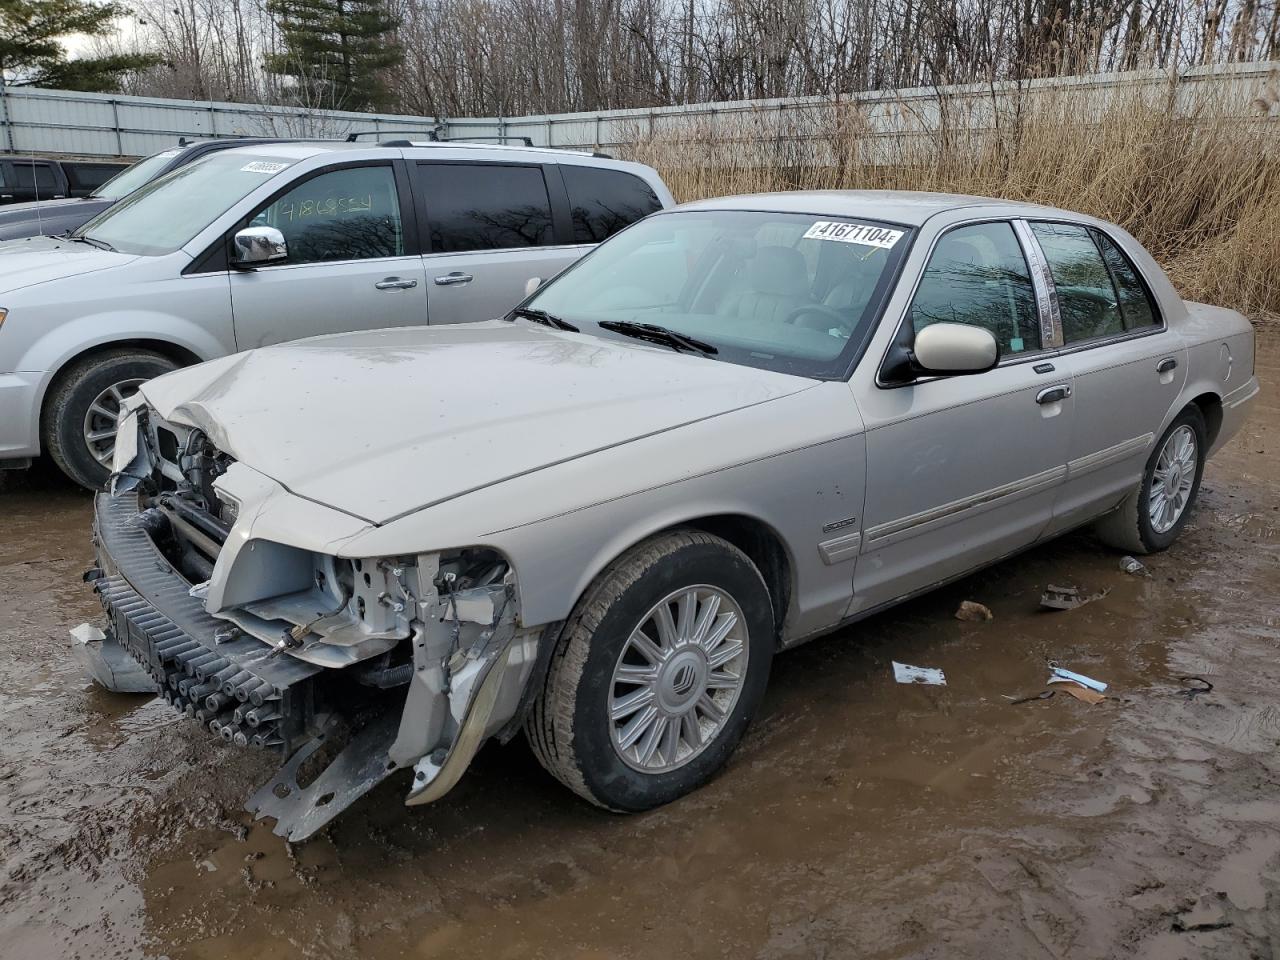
left=265, top=0, right=402, bottom=112
left=0, top=0, right=159, bottom=89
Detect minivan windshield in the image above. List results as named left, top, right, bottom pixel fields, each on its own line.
left=90, top=148, right=180, bottom=200
left=75, top=153, right=299, bottom=255
left=522, top=209, right=912, bottom=378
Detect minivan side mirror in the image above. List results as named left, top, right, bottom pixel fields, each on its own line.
left=911, top=323, right=999, bottom=375
left=232, top=226, right=287, bottom=267
left=524, top=276, right=544, bottom=297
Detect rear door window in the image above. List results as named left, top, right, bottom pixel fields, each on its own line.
left=1029, top=221, right=1125, bottom=343
left=417, top=162, right=554, bottom=252
left=1090, top=229, right=1160, bottom=330
left=561, top=165, right=662, bottom=243
left=910, top=221, right=1041, bottom=355
left=11, top=162, right=58, bottom=194
left=65, top=163, right=124, bottom=192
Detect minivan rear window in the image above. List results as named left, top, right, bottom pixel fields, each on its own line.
left=561, top=165, right=663, bottom=243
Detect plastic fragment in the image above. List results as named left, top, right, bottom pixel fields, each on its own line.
left=892, top=662, right=946, bottom=685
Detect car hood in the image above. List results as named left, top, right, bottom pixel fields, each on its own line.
left=0, top=235, right=137, bottom=291
left=141, top=321, right=817, bottom=525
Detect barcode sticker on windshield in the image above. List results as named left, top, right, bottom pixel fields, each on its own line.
left=240, top=161, right=289, bottom=174
left=803, top=221, right=904, bottom=248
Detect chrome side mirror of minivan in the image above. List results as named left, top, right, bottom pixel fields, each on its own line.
left=911, top=322, right=999, bottom=375
left=524, top=276, right=544, bottom=297
left=232, top=226, right=288, bottom=267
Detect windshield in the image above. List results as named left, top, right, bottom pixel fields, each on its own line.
left=523, top=209, right=912, bottom=378
left=75, top=152, right=299, bottom=256
left=91, top=148, right=181, bottom=200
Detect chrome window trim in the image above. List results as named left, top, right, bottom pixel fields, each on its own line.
left=1022, top=217, right=1168, bottom=350
left=1011, top=218, right=1063, bottom=348
left=874, top=216, right=1056, bottom=389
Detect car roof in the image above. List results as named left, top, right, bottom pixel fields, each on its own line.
left=677, top=190, right=1065, bottom=227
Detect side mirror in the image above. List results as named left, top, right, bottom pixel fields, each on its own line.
left=911, top=323, right=998, bottom=375
left=523, top=276, right=544, bottom=297
left=232, top=226, right=287, bottom=267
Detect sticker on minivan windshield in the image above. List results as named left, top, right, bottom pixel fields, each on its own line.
left=803, top=221, right=904, bottom=248
left=240, top=160, right=289, bottom=174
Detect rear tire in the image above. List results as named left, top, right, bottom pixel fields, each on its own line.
left=527, top=530, right=775, bottom=812
left=1094, top=406, right=1206, bottom=554
left=41, top=349, right=177, bottom=491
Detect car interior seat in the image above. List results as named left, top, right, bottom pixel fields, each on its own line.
left=717, top=245, right=815, bottom=324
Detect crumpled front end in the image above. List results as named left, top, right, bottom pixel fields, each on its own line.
left=88, top=400, right=548, bottom=840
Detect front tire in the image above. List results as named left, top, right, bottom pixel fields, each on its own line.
left=42, top=349, right=177, bottom=490
left=527, top=530, right=775, bottom=812
left=1094, top=405, right=1206, bottom=554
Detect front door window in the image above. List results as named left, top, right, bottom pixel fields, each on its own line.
left=249, top=165, right=404, bottom=264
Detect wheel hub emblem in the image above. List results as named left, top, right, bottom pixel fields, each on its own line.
left=670, top=663, right=698, bottom=697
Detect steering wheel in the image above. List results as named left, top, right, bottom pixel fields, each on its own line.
left=783, top=303, right=852, bottom=335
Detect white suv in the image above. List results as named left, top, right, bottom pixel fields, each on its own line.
left=0, top=141, right=672, bottom=488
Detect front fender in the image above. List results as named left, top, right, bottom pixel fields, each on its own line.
left=341, top=383, right=868, bottom=643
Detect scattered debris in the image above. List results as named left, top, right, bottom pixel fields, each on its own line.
left=1053, top=681, right=1107, bottom=704
left=1172, top=896, right=1231, bottom=932
left=1120, top=556, right=1148, bottom=576
left=1005, top=690, right=1056, bottom=705
left=892, top=662, right=946, bottom=686
left=1177, top=676, right=1215, bottom=699
left=1039, top=584, right=1110, bottom=611
left=954, top=600, right=993, bottom=622
left=68, top=622, right=157, bottom=694
left=1048, top=663, right=1108, bottom=693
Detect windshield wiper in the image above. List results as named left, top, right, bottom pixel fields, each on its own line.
left=597, top=320, right=718, bottom=356
left=70, top=234, right=116, bottom=252
left=510, top=306, right=579, bottom=332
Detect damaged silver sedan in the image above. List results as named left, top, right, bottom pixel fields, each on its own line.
left=83, top=192, right=1258, bottom=839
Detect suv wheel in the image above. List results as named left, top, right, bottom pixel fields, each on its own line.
left=1094, top=405, right=1207, bottom=554
left=42, top=348, right=177, bottom=490
left=527, top=530, right=775, bottom=811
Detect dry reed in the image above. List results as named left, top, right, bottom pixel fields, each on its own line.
left=620, top=71, right=1280, bottom=319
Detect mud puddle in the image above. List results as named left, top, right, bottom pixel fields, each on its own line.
left=1, top=331, right=1278, bottom=959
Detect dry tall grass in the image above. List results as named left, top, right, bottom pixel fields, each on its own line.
left=621, top=72, right=1280, bottom=318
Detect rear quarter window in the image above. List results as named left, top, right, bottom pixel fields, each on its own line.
left=561, top=165, right=663, bottom=243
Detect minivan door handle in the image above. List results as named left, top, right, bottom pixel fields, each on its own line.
left=374, top=277, right=418, bottom=290
left=1036, top=384, right=1072, bottom=405
left=434, top=272, right=473, bottom=286
left=1156, top=357, right=1178, bottom=373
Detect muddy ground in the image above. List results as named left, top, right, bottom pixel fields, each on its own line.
left=1, top=332, right=1277, bottom=960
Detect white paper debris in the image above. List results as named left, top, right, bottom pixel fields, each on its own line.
left=892, top=661, right=947, bottom=685
left=1048, top=665, right=1108, bottom=692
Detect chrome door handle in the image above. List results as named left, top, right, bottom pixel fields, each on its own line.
left=1036, top=384, right=1072, bottom=405
left=1156, top=357, right=1178, bottom=373
left=375, top=277, right=418, bottom=290
left=434, top=272, right=473, bottom=286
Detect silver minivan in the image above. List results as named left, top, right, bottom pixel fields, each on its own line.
left=0, top=142, right=672, bottom=488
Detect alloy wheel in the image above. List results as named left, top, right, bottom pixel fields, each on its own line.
left=1149, top=424, right=1197, bottom=534
left=82, top=378, right=144, bottom=466
left=608, top=584, right=749, bottom=773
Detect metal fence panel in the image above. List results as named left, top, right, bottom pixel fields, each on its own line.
left=1, top=61, right=1276, bottom=160
left=0, top=85, right=440, bottom=157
